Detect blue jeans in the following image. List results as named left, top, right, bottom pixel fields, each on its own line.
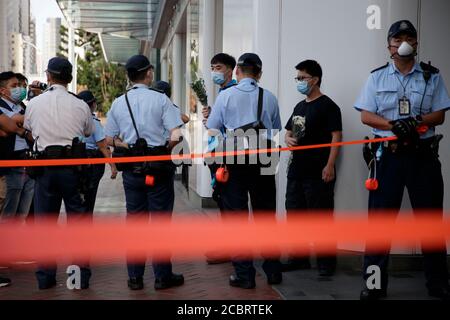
left=1, top=168, right=35, bottom=221
left=34, top=167, right=91, bottom=287
left=122, top=170, right=175, bottom=280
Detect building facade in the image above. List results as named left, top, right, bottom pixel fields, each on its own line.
left=150, top=0, right=450, bottom=255
left=41, top=17, right=62, bottom=74
left=55, top=0, right=450, bottom=256
left=0, top=0, right=35, bottom=73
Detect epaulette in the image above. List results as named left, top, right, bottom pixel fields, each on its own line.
left=148, top=87, right=164, bottom=94
left=128, top=87, right=164, bottom=95
left=69, top=92, right=82, bottom=100
left=420, top=61, right=439, bottom=74
left=371, top=62, right=389, bottom=74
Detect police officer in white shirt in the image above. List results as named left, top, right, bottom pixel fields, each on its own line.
left=24, top=57, right=94, bottom=290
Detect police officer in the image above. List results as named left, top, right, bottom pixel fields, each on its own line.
left=105, top=55, right=184, bottom=291
left=0, top=72, right=35, bottom=222
left=355, top=20, right=450, bottom=300
left=207, top=53, right=283, bottom=289
left=153, top=81, right=191, bottom=126
left=78, top=90, right=118, bottom=216
left=24, top=57, right=95, bottom=290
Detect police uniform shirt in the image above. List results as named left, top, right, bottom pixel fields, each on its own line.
left=24, top=84, right=94, bottom=152
left=0, top=97, right=28, bottom=151
left=85, top=115, right=106, bottom=150
left=206, top=79, right=239, bottom=152
left=207, top=78, right=282, bottom=133
left=163, top=104, right=183, bottom=141
left=105, top=84, right=183, bottom=146
left=354, top=62, right=450, bottom=139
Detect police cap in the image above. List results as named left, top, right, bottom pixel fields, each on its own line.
left=388, top=20, right=418, bottom=41
left=46, top=57, right=73, bottom=77
left=78, top=90, right=96, bottom=105
left=237, top=53, right=263, bottom=71
left=125, top=55, right=154, bottom=73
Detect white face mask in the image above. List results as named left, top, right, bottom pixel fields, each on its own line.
left=397, top=41, right=415, bottom=57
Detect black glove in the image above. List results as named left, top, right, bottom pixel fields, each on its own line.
left=390, top=117, right=418, bottom=141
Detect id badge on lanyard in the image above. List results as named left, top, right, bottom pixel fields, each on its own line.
left=398, top=96, right=411, bottom=116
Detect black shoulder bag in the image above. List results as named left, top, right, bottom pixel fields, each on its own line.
left=112, top=91, right=175, bottom=176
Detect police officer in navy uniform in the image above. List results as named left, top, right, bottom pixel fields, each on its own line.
left=24, top=57, right=95, bottom=290
left=105, top=55, right=185, bottom=291
left=355, top=20, right=450, bottom=300
left=207, top=53, right=283, bottom=289
left=78, top=90, right=118, bottom=216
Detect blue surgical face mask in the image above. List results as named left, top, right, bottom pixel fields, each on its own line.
left=10, top=87, right=23, bottom=103
left=297, top=81, right=311, bottom=95
left=211, top=72, right=226, bottom=85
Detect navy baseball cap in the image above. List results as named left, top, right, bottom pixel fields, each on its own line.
left=237, top=53, right=263, bottom=70
left=153, top=81, right=171, bottom=98
left=46, top=57, right=73, bottom=76
left=78, top=90, right=96, bottom=105
left=125, top=55, right=154, bottom=73
left=388, top=20, right=417, bottom=40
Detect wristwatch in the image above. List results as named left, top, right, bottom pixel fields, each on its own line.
left=416, top=115, right=424, bottom=122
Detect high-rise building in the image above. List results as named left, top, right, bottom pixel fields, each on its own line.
left=0, top=0, right=10, bottom=71
left=0, top=0, right=32, bottom=73
left=28, top=17, right=37, bottom=74
left=41, top=17, right=62, bottom=73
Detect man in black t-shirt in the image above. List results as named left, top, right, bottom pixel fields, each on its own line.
left=284, top=60, right=343, bottom=277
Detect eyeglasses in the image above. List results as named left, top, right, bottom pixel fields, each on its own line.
left=294, top=76, right=312, bottom=83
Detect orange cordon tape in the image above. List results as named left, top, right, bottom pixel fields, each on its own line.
left=0, top=137, right=397, bottom=168
left=0, top=213, right=448, bottom=263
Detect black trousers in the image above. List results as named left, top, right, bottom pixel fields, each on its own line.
left=123, top=170, right=175, bottom=280
left=34, top=167, right=91, bottom=287
left=84, top=164, right=106, bottom=213
left=220, top=165, right=282, bottom=282
left=285, top=177, right=337, bottom=271
left=363, top=149, right=448, bottom=291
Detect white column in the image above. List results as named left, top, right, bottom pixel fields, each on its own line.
left=68, top=26, right=76, bottom=92
left=253, top=0, right=284, bottom=217
left=192, top=0, right=219, bottom=199
left=172, top=33, right=183, bottom=107
left=160, top=56, right=168, bottom=82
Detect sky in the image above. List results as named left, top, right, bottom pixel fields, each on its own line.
left=30, top=0, right=64, bottom=48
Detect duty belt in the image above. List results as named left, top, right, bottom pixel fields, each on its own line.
left=374, top=136, right=436, bottom=154
left=86, top=149, right=103, bottom=159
